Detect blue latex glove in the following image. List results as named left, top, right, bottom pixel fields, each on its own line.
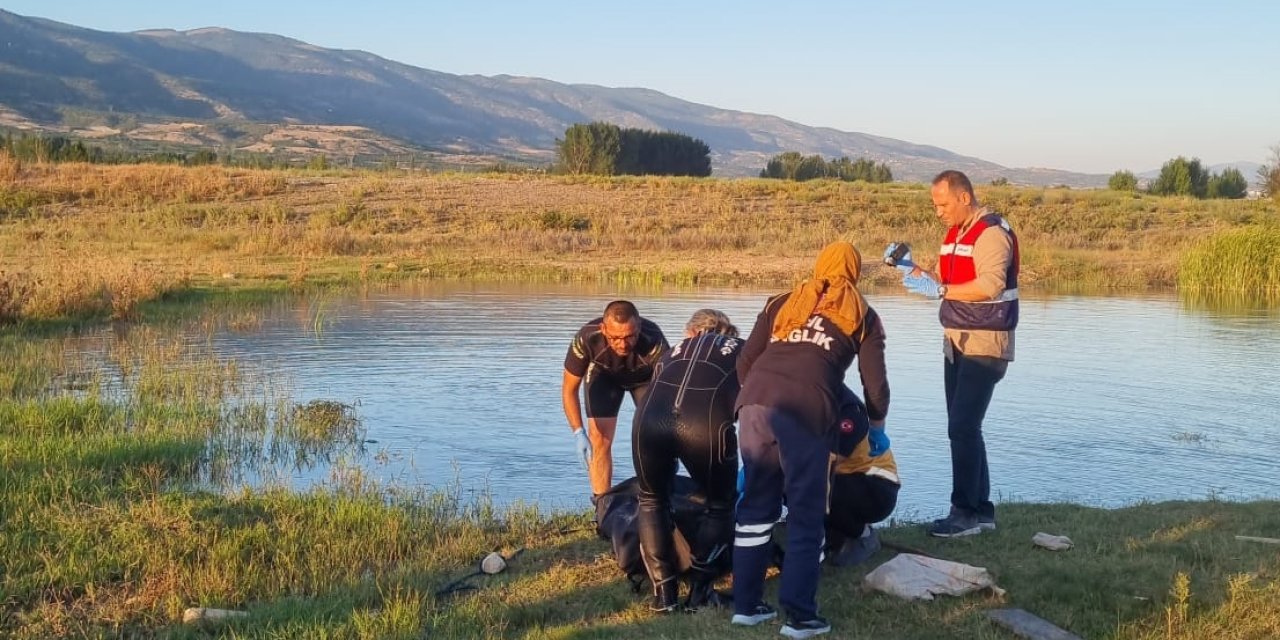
left=868, top=425, right=891, bottom=457
left=882, top=243, right=917, bottom=273
left=572, top=428, right=592, bottom=469
left=903, top=273, right=941, bottom=299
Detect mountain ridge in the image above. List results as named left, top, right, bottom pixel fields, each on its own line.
left=0, top=9, right=1107, bottom=185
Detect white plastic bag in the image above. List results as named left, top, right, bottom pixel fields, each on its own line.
left=863, top=553, right=1005, bottom=601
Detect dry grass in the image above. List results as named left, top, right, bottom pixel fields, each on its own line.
left=2, top=158, right=1277, bottom=322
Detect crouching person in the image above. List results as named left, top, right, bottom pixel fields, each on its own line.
left=733, top=241, right=889, bottom=638
left=632, top=309, right=742, bottom=612
left=826, top=387, right=899, bottom=567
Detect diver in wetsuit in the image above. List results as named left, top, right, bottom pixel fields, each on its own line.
left=631, top=309, right=742, bottom=612
left=562, top=300, right=669, bottom=498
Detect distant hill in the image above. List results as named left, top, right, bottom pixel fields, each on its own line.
left=0, top=10, right=1106, bottom=186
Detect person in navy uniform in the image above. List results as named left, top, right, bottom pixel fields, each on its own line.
left=825, top=387, right=900, bottom=567
left=731, top=241, right=890, bottom=638
left=562, top=300, right=668, bottom=498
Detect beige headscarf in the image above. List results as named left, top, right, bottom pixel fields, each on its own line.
left=771, top=240, right=868, bottom=340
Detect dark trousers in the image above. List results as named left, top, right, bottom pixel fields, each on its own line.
left=826, top=473, right=899, bottom=541
left=944, top=351, right=1008, bottom=519
left=633, top=410, right=737, bottom=589
left=733, top=405, right=831, bottom=621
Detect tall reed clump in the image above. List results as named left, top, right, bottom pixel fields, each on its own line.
left=1178, top=226, right=1280, bottom=294
left=0, top=149, right=22, bottom=182
left=17, top=259, right=189, bottom=321
left=20, top=163, right=288, bottom=208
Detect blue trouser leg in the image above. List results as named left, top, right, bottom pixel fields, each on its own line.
left=733, top=405, right=782, bottom=615
left=773, top=409, right=832, bottom=621
left=734, top=405, right=831, bottom=621
left=944, top=352, right=1008, bottom=518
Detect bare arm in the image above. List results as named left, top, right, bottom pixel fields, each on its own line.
left=561, top=370, right=584, bottom=432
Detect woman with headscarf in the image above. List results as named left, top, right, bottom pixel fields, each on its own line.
left=730, top=241, right=890, bottom=639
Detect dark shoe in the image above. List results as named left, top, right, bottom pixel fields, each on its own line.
left=933, top=507, right=997, bottom=531
left=684, top=584, right=731, bottom=612
left=829, top=527, right=881, bottom=567
left=650, top=580, right=678, bottom=613
left=684, top=576, right=731, bottom=611
left=780, top=614, right=831, bottom=638
left=731, top=603, right=778, bottom=626
left=928, top=512, right=982, bottom=538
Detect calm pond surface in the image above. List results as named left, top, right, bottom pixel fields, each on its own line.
left=115, top=282, right=1280, bottom=518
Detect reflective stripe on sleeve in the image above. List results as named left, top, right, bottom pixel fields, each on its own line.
left=964, top=288, right=1020, bottom=304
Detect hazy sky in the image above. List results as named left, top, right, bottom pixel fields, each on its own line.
left=6, top=0, right=1278, bottom=174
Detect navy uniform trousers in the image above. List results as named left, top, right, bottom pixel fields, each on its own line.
left=733, top=404, right=831, bottom=621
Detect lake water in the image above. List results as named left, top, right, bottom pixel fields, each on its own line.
left=114, top=282, right=1280, bottom=518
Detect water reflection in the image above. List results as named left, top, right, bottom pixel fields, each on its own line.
left=56, top=282, right=1280, bottom=518
left=1179, top=289, right=1280, bottom=318
left=131, top=282, right=1275, bottom=518
left=58, top=324, right=367, bottom=490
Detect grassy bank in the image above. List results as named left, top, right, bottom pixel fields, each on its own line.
left=3, top=156, right=1278, bottom=324
left=3, top=159, right=1278, bottom=637
left=2, top=319, right=1279, bottom=639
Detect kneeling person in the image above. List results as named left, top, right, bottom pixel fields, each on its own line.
left=827, top=387, right=899, bottom=567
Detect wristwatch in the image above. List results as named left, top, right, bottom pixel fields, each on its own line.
left=937, top=284, right=948, bottom=299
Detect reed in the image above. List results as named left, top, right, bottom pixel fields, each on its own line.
left=1178, top=225, right=1280, bottom=294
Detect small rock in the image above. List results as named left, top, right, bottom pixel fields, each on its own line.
left=384, top=262, right=399, bottom=271
left=183, top=607, right=248, bottom=624
left=481, top=552, right=507, bottom=575
left=1032, top=532, right=1074, bottom=551
left=221, top=272, right=236, bottom=280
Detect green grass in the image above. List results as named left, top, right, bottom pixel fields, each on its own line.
left=3, top=173, right=1280, bottom=636
left=3, top=315, right=1279, bottom=638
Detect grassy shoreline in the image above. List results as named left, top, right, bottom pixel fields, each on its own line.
left=3, top=162, right=1280, bottom=637
left=3, top=159, right=1278, bottom=324
left=1, top=289, right=1277, bottom=639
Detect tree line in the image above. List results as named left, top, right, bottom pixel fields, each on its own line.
left=759, top=152, right=893, bottom=183
left=1, top=132, right=303, bottom=169
left=1109, top=156, right=1253, bottom=199
left=554, top=122, right=711, bottom=177
left=3, top=133, right=227, bottom=166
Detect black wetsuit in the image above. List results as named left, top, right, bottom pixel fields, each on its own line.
left=632, top=331, right=742, bottom=593
left=564, top=317, right=668, bottom=418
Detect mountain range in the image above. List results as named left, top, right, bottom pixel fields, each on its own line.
left=0, top=10, right=1144, bottom=186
